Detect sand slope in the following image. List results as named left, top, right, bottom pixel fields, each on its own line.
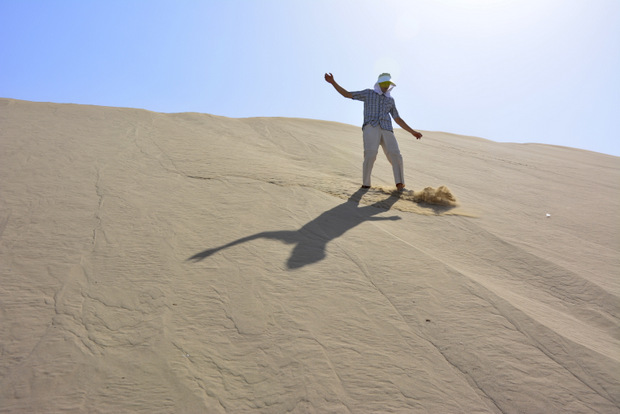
left=0, top=98, right=618, bottom=413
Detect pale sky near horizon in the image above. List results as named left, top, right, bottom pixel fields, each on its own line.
left=1, top=0, right=619, bottom=156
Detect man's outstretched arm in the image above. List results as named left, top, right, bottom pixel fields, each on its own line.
left=394, top=117, right=423, bottom=139
left=324, top=73, right=353, bottom=99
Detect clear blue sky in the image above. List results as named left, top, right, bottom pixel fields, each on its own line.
left=2, top=0, right=619, bottom=156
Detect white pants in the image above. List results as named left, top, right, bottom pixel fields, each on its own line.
left=362, top=124, right=404, bottom=187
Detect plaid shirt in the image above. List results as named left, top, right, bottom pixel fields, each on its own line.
left=350, top=89, right=400, bottom=132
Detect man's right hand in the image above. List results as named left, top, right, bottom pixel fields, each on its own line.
left=325, top=73, right=352, bottom=98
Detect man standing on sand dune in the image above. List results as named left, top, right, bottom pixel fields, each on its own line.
left=324, top=72, right=422, bottom=191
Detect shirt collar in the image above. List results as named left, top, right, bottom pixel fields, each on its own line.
left=373, top=83, right=393, bottom=98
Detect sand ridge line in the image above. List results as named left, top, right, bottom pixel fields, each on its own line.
left=323, top=185, right=473, bottom=216
left=182, top=172, right=471, bottom=216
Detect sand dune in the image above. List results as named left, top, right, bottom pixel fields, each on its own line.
left=0, top=98, right=618, bottom=413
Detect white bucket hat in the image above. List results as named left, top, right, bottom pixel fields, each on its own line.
left=377, top=73, right=396, bottom=86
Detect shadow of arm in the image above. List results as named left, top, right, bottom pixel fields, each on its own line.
left=368, top=215, right=401, bottom=221
left=187, top=247, right=221, bottom=262
left=187, top=231, right=297, bottom=263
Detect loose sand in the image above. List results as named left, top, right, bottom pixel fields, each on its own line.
left=0, top=98, right=618, bottom=413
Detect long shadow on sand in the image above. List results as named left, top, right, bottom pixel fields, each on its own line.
left=188, top=188, right=401, bottom=269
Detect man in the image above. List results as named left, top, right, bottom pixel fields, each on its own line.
left=324, top=72, right=422, bottom=191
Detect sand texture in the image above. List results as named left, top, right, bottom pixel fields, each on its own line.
left=0, top=98, right=619, bottom=413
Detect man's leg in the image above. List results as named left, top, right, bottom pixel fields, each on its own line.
left=362, top=125, right=381, bottom=187
left=380, top=129, right=405, bottom=188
